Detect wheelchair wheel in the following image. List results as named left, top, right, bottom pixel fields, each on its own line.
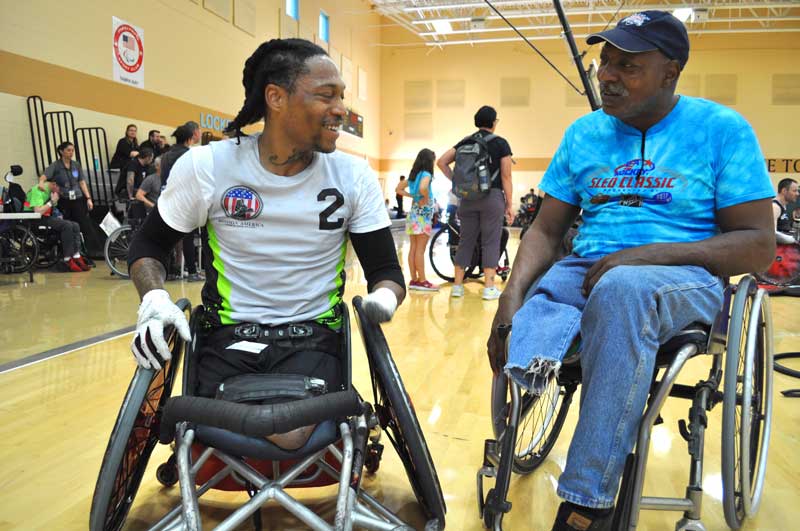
left=6, top=224, right=39, bottom=273
left=104, top=225, right=133, bottom=278
left=36, top=245, right=60, bottom=269
left=490, top=372, right=574, bottom=475
left=721, top=277, right=774, bottom=529
left=353, top=297, right=447, bottom=528
left=89, top=299, right=190, bottom=531
left=429, top=227, right=478, bottom=283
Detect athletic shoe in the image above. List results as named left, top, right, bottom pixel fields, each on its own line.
left=186, top=273, right=205, bottom=282
left=409, top=280, right=421, bottom=290
left=451, top=285, right=465, bottom=298
left=415, top=280, right=439, bottom=292
left=66, top=258, right=84, bottom=273
left=496, top=266, right=510, bottom=277
left=482, top=286, right=502, bottom=300
left=75, top=256, right=91, bottom=271
left=551, top=502, right=613, bottom=531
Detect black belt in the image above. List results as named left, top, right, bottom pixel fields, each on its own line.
left=233, top=323, right=315, bottom=340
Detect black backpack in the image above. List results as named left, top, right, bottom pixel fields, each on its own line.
left=452, top=132, right=496, bottom=201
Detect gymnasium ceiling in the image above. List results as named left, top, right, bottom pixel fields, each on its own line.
left=371, top=1, right=800, bottom=46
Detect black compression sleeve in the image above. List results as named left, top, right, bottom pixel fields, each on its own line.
left=349, top=227, right=405, bottom=292
left=127, top=205, right=191, bottom=270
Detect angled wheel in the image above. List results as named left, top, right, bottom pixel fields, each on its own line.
left=721, top=277, right=774, bottom=528
left=104, top=225, right=133, bottom=278
left=353, top=297, right=447, bottom=528
left=89, top=299, right=191, bottom=531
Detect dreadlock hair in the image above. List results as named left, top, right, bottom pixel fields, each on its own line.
left=224, top=38, right=329, bottom=140
left=409, top=148, right=436, bottom=182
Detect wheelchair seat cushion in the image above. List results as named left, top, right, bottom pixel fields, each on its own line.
left=196, top=419, right=339, bottom=461
left=561, top=322, right=710, bottom=368
left=655, top=322, right=710, bottom=365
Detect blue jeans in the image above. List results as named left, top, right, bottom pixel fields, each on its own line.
left=505, top=255, right=724, bottom=507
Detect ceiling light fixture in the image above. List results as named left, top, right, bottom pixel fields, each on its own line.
left=431, top=20, right=453, bottom=34
left=673, top=8, right=695, bottom=23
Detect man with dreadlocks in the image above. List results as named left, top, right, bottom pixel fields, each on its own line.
left=126, top=38, right=404, bottom=449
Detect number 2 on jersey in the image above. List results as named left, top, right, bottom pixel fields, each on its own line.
left=318, top=188, right=344, bottom=230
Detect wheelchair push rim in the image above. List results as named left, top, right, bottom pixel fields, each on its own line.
left=353, top=297, right=447, bottom=528
left=104, top=225, right=133, bottom=279
left=721, top=277, right=773, bottom=529
left=89, top=299, right=190, bottom=531
left=428, top=226, right=480, bottom=283
left=5, top=224, right=39, bottom=273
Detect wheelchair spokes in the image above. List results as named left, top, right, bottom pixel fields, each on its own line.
left=513, top=378, right=567, bottom=474
left=104, top=225, right=133, bottom=278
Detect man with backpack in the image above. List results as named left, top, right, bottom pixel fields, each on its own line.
left=437, top=105, right=514, bottom=300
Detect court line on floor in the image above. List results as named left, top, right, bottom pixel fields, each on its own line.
left=0, top=326, right=135, bottom=374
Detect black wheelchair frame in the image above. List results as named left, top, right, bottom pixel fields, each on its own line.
left=0, top=219, right=38, bottom=281
left=477, top=275, right=774, bottom=531
left=428, top=215, right=511, bottom=283
left=90, top=297, right=447, bottom=531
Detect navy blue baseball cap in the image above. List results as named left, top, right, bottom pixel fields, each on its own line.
left=587, top=10, right=690, bottom=69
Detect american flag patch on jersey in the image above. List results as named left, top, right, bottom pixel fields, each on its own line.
left=221, top=186, right=263, bottom=220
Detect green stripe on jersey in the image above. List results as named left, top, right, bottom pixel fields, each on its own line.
left=206, top=223, right=235, bottom=325
left=315, top=239, right=348, bottom=329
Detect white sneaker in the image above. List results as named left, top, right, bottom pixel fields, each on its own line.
left=482, top=286, right=502, bottom=300
left=451, top=285, right=465, bottom=298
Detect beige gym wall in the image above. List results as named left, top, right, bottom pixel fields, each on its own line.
left=378, top=30, right=800, bottom=201
left=0, top=0, right=382, bottom=189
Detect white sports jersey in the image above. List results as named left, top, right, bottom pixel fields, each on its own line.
left=158, top=134, right=390, bottom=326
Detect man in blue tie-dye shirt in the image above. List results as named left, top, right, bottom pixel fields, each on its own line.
left=486, top=11, right=775, bottom=531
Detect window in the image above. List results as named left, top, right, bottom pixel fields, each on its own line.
left=286, top=0, right=299, bottom=21
left=319, top=11, right=329, bottom=43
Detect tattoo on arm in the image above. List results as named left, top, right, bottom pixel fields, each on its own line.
left=268, top=149, right=314, bottom=167
left=131, top=258, right=166, bottom=300
left=127, top=172, right=135, bottom=198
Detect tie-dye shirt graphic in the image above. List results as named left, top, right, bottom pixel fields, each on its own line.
left=541, top=96, right=773, bottom=258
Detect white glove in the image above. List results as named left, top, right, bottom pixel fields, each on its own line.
left=361, top=287, right=399, bottom=323
left=131, top=289, right=191, bottom=369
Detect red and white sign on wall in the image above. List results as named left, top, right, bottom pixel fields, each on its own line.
left=112, top=17, right=145, bottom=88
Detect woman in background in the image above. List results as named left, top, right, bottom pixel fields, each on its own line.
left=110, top=124, right=140, bottom=170
left=400, top=148, right=438, bottom=291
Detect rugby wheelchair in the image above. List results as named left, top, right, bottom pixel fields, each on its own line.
left=477, top=275, right=774, bottom=530
left=90, top=297, right=446, bottom=531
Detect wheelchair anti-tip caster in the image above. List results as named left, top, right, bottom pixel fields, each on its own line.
left=365, top=441, right=384, bottom=474
left=675, top=517, right=707, bottom=531
left=156, top=455, right=179, bottom=487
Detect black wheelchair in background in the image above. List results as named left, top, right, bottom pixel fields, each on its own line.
left=90, top=297, right=446, bottom=531
left=477, top=275, right=774, bottom=530
left=428, top=213, right=511, bottom=283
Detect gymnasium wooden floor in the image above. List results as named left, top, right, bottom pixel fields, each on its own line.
left=0, top=230, right=797, bottom=530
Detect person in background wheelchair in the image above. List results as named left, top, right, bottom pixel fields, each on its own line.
left=773, top=178, right=798, bottom=244
left=127, top=38, right=405, bottom=450
left=487, top=11, right=775, bottom=530
left=24, top=174, right=88, bottom=272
